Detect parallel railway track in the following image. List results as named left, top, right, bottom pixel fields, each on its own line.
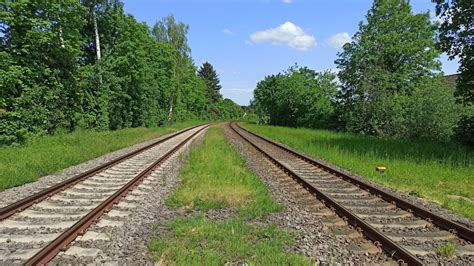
left=0, top=124, right=208, bottom=265
left=230, top=122, right=473, bottom=265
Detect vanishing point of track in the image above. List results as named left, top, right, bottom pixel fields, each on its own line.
left=230, top=122, right=473, bottom=265
left=0, top=124, right=208, bottom=265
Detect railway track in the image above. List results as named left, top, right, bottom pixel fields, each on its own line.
left=0, top=124, right=208, bottom=265
left=230, top=122, right=474, bottom=265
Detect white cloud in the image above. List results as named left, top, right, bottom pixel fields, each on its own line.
left=327, top=32, right=351, bottom=48
left=222, top=28, right=235, bottom=35
left=250, top=21, right=316, bottom=51
left=282, top=0, right=293, bottom=4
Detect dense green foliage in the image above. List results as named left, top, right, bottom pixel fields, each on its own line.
left=243, top=123, right=474, bottom=219
left=196, top=62, right=244, bottom=120
left=197, top=62, right=222, bottom=103
left=434, top=0, right=473, bottom=103
left=0, top=121, right=201, bottom=191
left=336, top=0, right=459, bottom=141
left=0, top=2, right=242, bottom=145
left=253, top=0, right=466, bottom=142
left=433, top=0, right=473, bottom=145
left=253, top=65, right=338, bottom=128
left=1, top=0, right=87, bottom=144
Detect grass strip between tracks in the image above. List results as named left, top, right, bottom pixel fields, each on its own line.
left=0, top=120, right=203, bottom=191
left=148, top=126, right=311, bottom=265
left=242, top=123, right=474, bottom=220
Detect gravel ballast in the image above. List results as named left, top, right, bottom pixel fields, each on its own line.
left=223, top=125, right=395, bottom=264
left=239, top=125, right=473, bottom=229
left=0, top=128, right=195, bottom=208
left=49, top=128, right=207, bottom=265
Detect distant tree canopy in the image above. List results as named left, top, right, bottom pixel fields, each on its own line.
left=0, top=2, right=241, bottom=145
left=197, top=62, right=223, bottom=103
left=253, top=65, right=338, bottom=129
left=254, top=0, right=465, bottom=143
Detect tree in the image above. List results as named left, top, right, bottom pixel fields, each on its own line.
left=0, top=0, right=86, bottom=144
left=433, top=0, right=473, bottom=103
left=335, top=0, right=459, bottom=140
left=78, top=0, right=123, bottom=130
left=152, top=15, right=191, bottom=122
left=253, top=65, right=338, bottom=129
left=215, top=99, right=243, bottom=120
left=1, top=2, right=226, bottom=146
left=197, top=62, right=222, bottom=103
left=433, top=0, right=473, bottom=145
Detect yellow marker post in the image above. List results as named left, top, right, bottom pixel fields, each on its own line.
left=376, top=166, right=386, bottom=174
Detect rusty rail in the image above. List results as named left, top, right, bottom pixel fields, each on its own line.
left=26, top=125, right=209, bottom=265
left=230, top=122, right=474, bottom=265
left=234, top=123, right=473, bottom=243
left=0, top=124, right=205, bottom=221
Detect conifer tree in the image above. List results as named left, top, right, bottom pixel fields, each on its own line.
left=197, top=62, right=222, bottom=103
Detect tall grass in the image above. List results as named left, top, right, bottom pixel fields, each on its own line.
left=0, top=121, right=202, bottom=191
left=243, top=123, right=474, bottom=219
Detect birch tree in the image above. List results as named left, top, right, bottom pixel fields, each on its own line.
left=152, top=15, right=191, bottom=122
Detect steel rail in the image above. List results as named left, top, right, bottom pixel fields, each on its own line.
left=0, top=124, right=205, bottom=221
left=235, top=123, right=474, bottom=243
left=230, top=122, right=423, bottom=265
left=25, top=124, right=209, bottom=265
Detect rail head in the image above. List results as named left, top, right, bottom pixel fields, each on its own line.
left=0, top=124, right=207, bottom=221
left=25, top=124, right=209, bottom=265
left=233, top=122, right=474, bottom=243
left=229, top=122, right=423, bottom=265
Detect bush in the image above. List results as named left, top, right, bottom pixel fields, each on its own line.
left=394, top=79, right=460, bottom=141
left=455, top=104, right=474, bottom=146
left=0, top=111, right=27, bottom=146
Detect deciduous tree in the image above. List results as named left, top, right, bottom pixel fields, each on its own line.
left=253, top=65, right=338, bottom=129
left=0, top=0, right=86, bottom=144
left=433, top=0, right=473, bottom=144
left=335, top=0, right=459, bottom=140
left=152, top=15, right=191, bottom=122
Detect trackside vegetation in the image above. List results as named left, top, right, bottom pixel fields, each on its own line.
left=0, top=121, right=201, bottom=191
left=1, top=2, right=242, bottom=146
left=243, top=123, right=474, bottom=219
left=148, top=217, right=309, bottom=265
left=148, top=127, right=310, bottom=264
left=167, top=126, right=281, bottom=219
left=251, top=0, right=471, bottom=145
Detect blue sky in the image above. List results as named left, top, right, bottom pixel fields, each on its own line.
left=122, top=0, right=460, bottom=105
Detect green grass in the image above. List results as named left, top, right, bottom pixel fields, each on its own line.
left=242, top=123, right=474, bottom=219
left=167, top=126, right=281, bottom=219
left=435, top=242, right=457, bottom=258
left=149, top=126, right=309, bottom=265
left=148, top=216, right=310, bottom=265
left=0, top=121, right=203, bottom=191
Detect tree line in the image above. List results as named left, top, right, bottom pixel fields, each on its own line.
left=0, top=0, right=242, bottom=145
left=252, top=0, right=472, bottom=144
